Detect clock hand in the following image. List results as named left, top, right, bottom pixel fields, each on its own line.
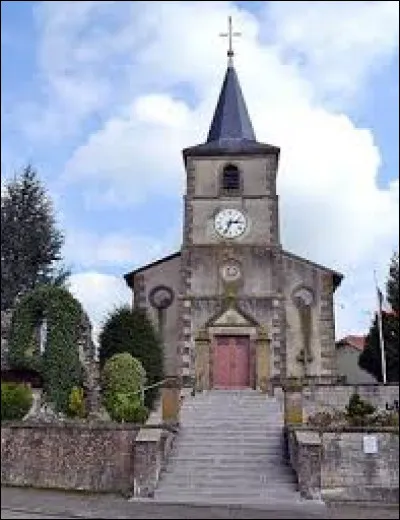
left=224, top=219, right=233, bottom=234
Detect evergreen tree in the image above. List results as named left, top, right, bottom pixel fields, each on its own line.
left=387, top=251, right=399, bottom=314
left=359, top=252, right=399, bottom=383
left=99, top=306, right=164, bottom=408
left=1, top=165, right=69, bottom=310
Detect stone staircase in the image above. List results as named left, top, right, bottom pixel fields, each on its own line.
left=154, top=389, right=316, bottom=507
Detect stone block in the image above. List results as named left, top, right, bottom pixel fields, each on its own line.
left=161, top=385, right=180, bottom=426
left=133, top=428, right=164, bottom=498
left=283, top=381, right=304, bottom=425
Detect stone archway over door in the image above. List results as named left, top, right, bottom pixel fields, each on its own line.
left=212, top=335, right=250, bottom=389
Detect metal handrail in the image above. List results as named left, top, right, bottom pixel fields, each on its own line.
left=138, top=378, right=169, bottom=404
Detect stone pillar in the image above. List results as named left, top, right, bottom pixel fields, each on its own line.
left=283, top=378, right=304, bottom=425
left=256, top=327, right=271, bottom=394
left=194, top=329, right=210, bottom=392
left=133, top=428, right=164, bottom=497
left=161, top=376, right=181, bottom=426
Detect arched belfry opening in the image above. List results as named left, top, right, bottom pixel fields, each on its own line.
left=221, top=163, right=241, bottom=195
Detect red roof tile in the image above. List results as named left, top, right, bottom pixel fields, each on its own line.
left=338, top=335, right=366, bottom=351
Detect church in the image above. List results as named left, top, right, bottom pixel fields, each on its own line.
left=124, top=39, right=343, bottom=391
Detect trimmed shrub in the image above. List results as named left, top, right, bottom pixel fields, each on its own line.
left=102, top=353, right=148, bottom=423
left=102, top=352, right=146, bottom=397
left=1, top=382, right=33, bottom=421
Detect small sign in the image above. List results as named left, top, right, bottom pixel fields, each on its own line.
left=363, top=435, right=378, bottom=454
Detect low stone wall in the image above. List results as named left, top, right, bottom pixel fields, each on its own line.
left=302, top=384, right=399, bottom=422
left=288, top=427, right=399, bottom=503
left=1, top=421, right=175, bottom=495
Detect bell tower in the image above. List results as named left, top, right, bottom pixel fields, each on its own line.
left=178, top=18, right=286, bottom=386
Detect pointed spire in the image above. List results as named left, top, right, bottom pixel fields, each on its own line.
left=206, top=16, right=255, bottom=143
left=182, top=17, right=280, bottom=160
left=206, top=64, right=256, bottom=143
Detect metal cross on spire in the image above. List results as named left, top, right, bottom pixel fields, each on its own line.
left=220, top=16, right=241, bottom=66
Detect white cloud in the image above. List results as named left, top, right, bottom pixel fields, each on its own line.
left=68, top=271, right=131, bottom=343
left=61, top=95, right=190, bottom=202
left=11, top=1, right=400, bottom=337
left=64, top=226, right=181, bottom=269
left=265, top=0, right=399, bottom=103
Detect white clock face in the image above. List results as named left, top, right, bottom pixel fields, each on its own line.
left=214, top=209, right=247, bottom=239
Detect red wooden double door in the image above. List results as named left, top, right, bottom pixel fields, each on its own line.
left=212, top=335, right=250, bottom=389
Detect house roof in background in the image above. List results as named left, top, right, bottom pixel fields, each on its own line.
left=337, top=335, right=366, bottom=351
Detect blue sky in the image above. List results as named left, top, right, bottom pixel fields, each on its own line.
left=1, top=1, right=399, bottom=338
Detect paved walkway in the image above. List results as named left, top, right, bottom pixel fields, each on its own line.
left=1, top=487, right=399, bottom=519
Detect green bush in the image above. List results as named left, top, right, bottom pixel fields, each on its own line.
left=102, top=352, right=146, bottom=398
left=345, top=393, right=376, bottom=426
left=105, top=392, right=148, bottom=423
left=1, top=382, right=33, bottom=421
left=67, top=386, right=86, bottom=419
left=99, top=306, right=163, bottom=409
left=102, top=353, right=148, bottom=422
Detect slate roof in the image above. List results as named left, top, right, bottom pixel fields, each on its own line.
left=207, top=64, right=256, bottom=142
left=183, top=63, right=279, bottom=160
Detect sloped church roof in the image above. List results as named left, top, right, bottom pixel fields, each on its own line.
left=183, top=62, right=279, bottom=159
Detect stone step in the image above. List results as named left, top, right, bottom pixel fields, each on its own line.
left=179, top=422, right=283, bottom=429
left=180, top=418, right=283, bottom=422
left=183, top=406, right=283, bottom=410
left=155, top=489, right=301, bottom=502
left=183, top=404, right=282, bottom=408
left=155, top=392, right=294, bottom=506
left=156, top=482, right=298, bottom=493
left=182, top=408, right=283, bottom=412
left=178, top=430, right=283, bottom=436
left=167, top=460, right=285, bottom=471
left=164, top=459, right=290, bottom=469
left=179, top=432, right=283, bottom=437
left=152, top=495, right=324, bottom=510
left=175, top=438, right=283, bottom=445
left=159, top=475, right=297, bottom=485
left=181, top=410, right=283, bottom=418
left=163, top=461, right=293, bottom=471
left=182, top=412, right=283, bottom=417
left=176, top=438, right=283, bottom=444
left=174, top=446, right=283, bottom=453
left=170, top=448, right=282, bottom=457
left=157, top=484, right=298, bottom=495
left=160, top=466, right=295, bottom=477
left=183, top=406, right=281, bottom=410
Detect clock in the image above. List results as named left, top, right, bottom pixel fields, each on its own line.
left=220, top=261, right=242, bottom=282
left=214, top=208, right=247, bottom=239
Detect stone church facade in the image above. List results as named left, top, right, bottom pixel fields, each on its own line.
left=125, top=59, right=342, bottom=389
